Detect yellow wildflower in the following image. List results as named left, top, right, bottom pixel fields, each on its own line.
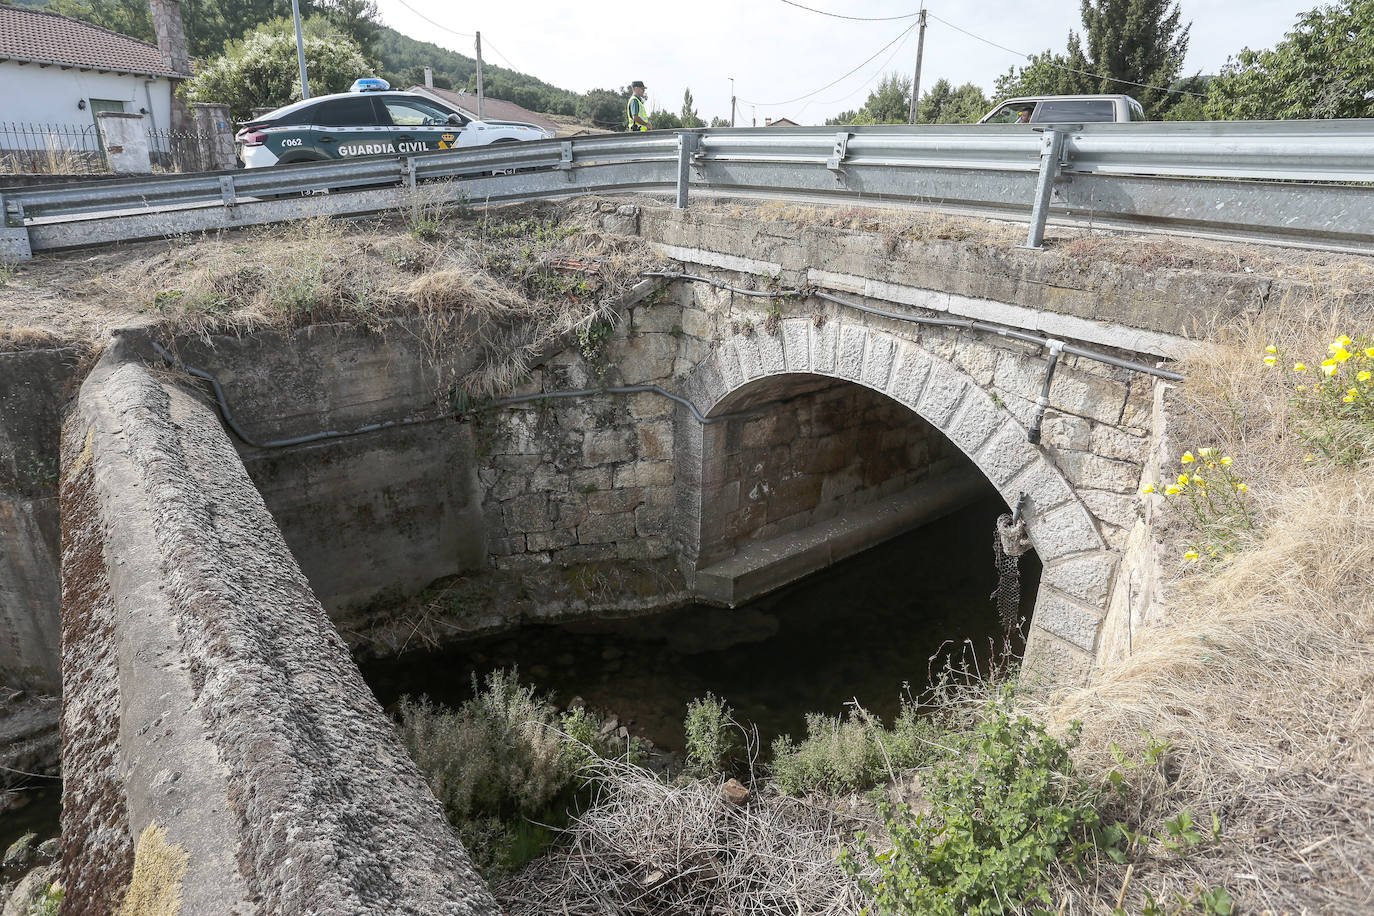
left=1337, top=335, right=1353, bottom=347
left=1334, top=347, right=1352, bottom=363
left=1177, top=473, right=1190, bottom=485
left=1344, top=392, right=1356, bottom=403
left=1192, top=474, right=1205, bottom=485
left=1235, top=482, right=1248, bottom=492
left=1140, top=484, right=1155, bottom=494
left=1359, top=370, right=1371, bottom=383
left=1220, top=456, right=1233, bottom=466
left=1304, top=454, right=1315, bottom=462
left=1199, top=447, right=1215, bottom=457
left=1264, top=345, right=1278, bottom=353
left=1183, top=550, right=1199, bottom=561
left=1321, top=359, right=1339, bottom=376
left=1365, top=347, right=1374, bottom=359
left=1296, top=385, right=1306, bottom=391
left=1294, top=362, right=1308, bottom=371
left=1165, top=485, right=1182, bottom=495
left=1181, top=451, right=1195, bottom=464
left=1262, top=356, right=1276, bottom=366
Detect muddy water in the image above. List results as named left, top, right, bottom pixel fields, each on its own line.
left=363, top=494, right=1040, bottom=753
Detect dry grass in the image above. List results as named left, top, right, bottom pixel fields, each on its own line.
left=494, top=758, right=870, bottom=916
left=1028, top=306, right=1374, bottom=915
left=115, top=822, right=189, bottom=916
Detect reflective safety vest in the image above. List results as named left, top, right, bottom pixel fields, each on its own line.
left=626, top=94, right=648, bottom=131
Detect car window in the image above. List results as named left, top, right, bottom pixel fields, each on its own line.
left=1128, top=98, right=1146, bottom=121
left=381, top=98, right=457, bottom=126
left=982, top=103, right=1032, bottom=124
left=314, top=97, right=380, bottom=126
left=1032, top=99, right=1116, bottom=122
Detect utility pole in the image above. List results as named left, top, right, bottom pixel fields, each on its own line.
left=290, top=0, right=310, bottom=99
left=907, top=4, right=927, bottom=123
left=729, top=77, right=736, bottom=127
left=475, top=31, right=485, bottom=119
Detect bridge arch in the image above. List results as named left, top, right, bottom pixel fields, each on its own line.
left=675, top=314, right=1125, bottom=684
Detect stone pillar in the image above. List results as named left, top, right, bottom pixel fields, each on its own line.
left=149, top=0, right=192, bottom=130
left=96, top=112, right=151, bottom=174
left=192, top=102, right=236, bottom=171
left=424, top=65, right=434, bottom=88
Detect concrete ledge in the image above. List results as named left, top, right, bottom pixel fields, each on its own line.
left=692, top=465, right=988, bottom=606
left=60, top=350, right=496, bottom=915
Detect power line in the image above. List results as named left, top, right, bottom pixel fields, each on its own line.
left=778, top=0, right=921, bottom=21
left=482, top=37, right=519, bottom=73
left=926, top=12, right=1204, bottom=98
left=738, top=21, right=919, bottom=108
left=392, top=0, right=474, bottom=39
left=797, top=22, right=919, bottom=117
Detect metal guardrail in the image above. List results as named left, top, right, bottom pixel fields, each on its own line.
left=4, top=119, right=1374, bottom=260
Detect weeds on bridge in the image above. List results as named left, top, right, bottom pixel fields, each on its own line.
left=1261, top=332, right=1374, bottom=466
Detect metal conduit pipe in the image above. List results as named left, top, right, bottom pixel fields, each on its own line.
left=151, top=343, right=767, bottom=451
left=1026, top=340, right=1064, bottom=446
left=642, top=270, right=805, bottom=298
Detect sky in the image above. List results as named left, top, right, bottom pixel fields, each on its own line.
left=374, top=0, right=1315, bottom=124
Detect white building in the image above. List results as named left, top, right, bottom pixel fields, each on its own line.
left=0, top=5, right=183, bottom=148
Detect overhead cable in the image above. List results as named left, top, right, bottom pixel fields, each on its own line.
left=926, top=12, right=1205, bottom=98
left=778, top=0, right=921, bottom=21
left=392, top=0, right=474, bottom=38
left=737, top=21, right=919, bottom=108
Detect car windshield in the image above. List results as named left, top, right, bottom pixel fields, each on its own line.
left=382, top=97, right=456, bottom=126
left=1032, top=99, right=1116, bottom=122
left=983, top=103, right=1033, bottom=124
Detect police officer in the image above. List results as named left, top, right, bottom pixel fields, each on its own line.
left=626, top=80, right=651, bottom=131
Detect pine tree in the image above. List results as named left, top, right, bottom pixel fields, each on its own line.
left=680, top=89, right=704, bottom=128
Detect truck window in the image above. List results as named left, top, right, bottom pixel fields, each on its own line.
left=983, top=103, right=1033, bottom=124
left=1032, top=99, right=1116, bottom=122
left=1128, top=98, right=1146, bottom=120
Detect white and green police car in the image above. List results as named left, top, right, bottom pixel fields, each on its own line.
left=235, top=78, right=549, bottom=168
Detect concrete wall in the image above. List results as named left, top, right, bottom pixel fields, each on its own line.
left=0, top=60, right=173, bottom=138
left=0, top=346, right=81, bottom=693
left=60, top=345, right=496, bottom=915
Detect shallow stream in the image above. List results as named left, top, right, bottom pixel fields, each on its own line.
left=362, top=494, right=1040, bottom=753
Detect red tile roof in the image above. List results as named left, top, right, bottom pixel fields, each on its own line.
left=412, top=86, right=561, bottom=135
left=0, top=5, right=179, bottom=77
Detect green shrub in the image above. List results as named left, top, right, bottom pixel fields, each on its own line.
left=771, top=699, right=941, bottom=796
left=397, top=669, right=622, bottom=874
left=842, top=691, right=1114, bottom=915
left=683, top=693, right=739, bottom=778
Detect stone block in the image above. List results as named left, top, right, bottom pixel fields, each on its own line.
left=526, top=528, right=578, bottom=552
left=635, top=503, right=674, bottom=537
left=820, top=467, right=863, bottom=503
left=886, top=347, right=932, bottom=408
left=952, top=335, right=997, bottom=385
left=836, top=325, right=867, bottom=381
left=1033, top=590, right=1105, bottom=653
left=583, top=428, right=635, bottom=465
left=1051, top=449, right=1143, bottom=494
left=495, top=553, right=553, bottom=571
left=1041, top=412, right=1092, bottom=452
left=1078, top=488, right=1141, bottom=531
left=1041, top=552, right=1118, bottom=609
left=631, top=303, right=683, bottom=334
left=587, top=488, right=644, bottom=514
left=617, top=536, right=673, bottom=560
left=681, top=307, right=713, bottom=339
left=916, top=363, right=968, bottom=427
left=1020, top=625, right=1094, bottom=687
left=1089, top=423, right=1150, bottom=463
left=578, top=511, right=637, bottom=544
left=636, top=419, right=674, bottom=460
left=553, top=544, right=618, bottom=565
left=642, top=485, right=676, bottom=507
left=1002, top=458, right=1075, bottom=519
left=942, top=391, right=1000, bottom=456
left=570, top=467, right=613, bottom=492
left=862, top=334, right=898, bottom=391
left=811, top=318, right=838, bottom=375
left=488, top=534, right=524, bottom=557
left=715, top=340, right=744, bottom=392
left=504, top=493, right=552, bottom=533
left=782, top=318, right=811, bottom=372
left=734, top=333, right=764, bottom=380
left=614, top=460, right=675, bottom=488
left=1030, top=502, right=1105, bottom=559
left=757, top=329, right=786, bottom=375
left=976, top=425, right=1038, bottom=486
left=612, top=334, right=680, bottom=384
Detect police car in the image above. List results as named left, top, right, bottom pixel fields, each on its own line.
left=235, top=78, right=549, bottom=168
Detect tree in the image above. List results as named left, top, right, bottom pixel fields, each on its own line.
left=916, top=79, right=990, bottom=123
left=1206, top=0, right=1374, bottom=120
left=709, top=115, right=730, bottom=128
left=316, top=0, right=381, bottom=56
left=994, top=0, right=1192, bottom=118
left=826, top=73, right=910, bottom=125
left=680, top=88, right=704, bottom=128
left=576, top=88, right=628, bottom=131
left=648, top=109, right=683, bottom=130
left=183, top=17, right=372, bottom=119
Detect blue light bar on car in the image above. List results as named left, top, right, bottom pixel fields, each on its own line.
left=350, top=78, right=391, bottom=93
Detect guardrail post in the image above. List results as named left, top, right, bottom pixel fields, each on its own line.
left=676, top=131, right=699, bottom=209
left=557, top=141, right=574, bottom=181
left=1023, top=127, right=1066, bottom=250
left=218, top=175, right=237, bottom=216
left=0, top=193, right=33, bottom=262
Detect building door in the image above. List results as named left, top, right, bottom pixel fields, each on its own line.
left=89, top=99, right=125, bottom=153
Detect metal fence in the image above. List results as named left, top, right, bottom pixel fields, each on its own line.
left=147, top=126, right=217, bottom=174
left=0, top=121, right=105, bottom=174
left=5, top=119, right=1374, bottom=261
